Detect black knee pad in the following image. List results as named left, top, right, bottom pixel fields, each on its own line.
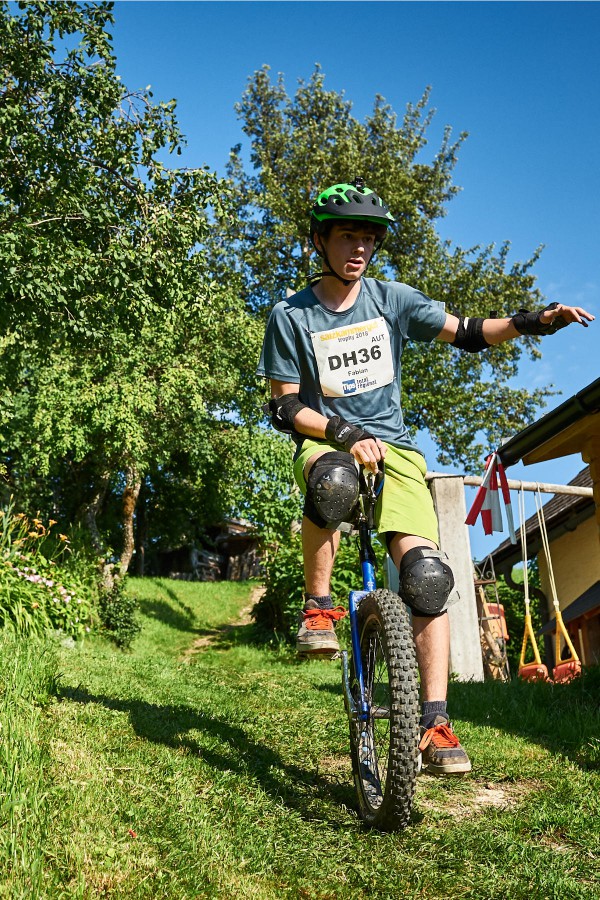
left=304, top=452, right=359, bottom=528
left=399, top=546, right=455, bottom=617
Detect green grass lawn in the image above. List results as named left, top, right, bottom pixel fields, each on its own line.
left=1, top=577, right=599, bottom=899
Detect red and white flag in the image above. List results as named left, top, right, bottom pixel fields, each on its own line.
left=465, top=452, right=516, bottom=543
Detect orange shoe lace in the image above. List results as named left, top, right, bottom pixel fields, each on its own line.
left=303, top=606, right=347, bottom=630
left=418, top=723, right=460, bottom=753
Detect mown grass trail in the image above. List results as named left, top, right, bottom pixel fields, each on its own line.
left=2, top=578, right=599, bottom=898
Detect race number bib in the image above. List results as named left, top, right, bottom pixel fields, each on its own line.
left=310, top=317, right=394, bottom=398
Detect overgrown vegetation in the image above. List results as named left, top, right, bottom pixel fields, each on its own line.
left=0, top=503, right=96, bottom=640
left=0, top=634, right=58, bottom=898
left=1, top=580, right=597, bottom=898
left=97, top=577, right=141, bottom=649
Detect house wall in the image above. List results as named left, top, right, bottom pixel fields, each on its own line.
left=538, top=514, right=600, bottom=611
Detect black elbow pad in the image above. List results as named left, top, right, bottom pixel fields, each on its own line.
left=262, top=393, right=306, bottom=434
left=452, top=316, right=490, bottom=353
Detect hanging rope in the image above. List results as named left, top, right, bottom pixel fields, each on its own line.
left=534, top=486, right=581, bottom=683
left=518, top=487, right=551, bottom=682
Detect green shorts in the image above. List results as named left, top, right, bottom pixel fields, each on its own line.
left=293, top=439, right=439, bottom=546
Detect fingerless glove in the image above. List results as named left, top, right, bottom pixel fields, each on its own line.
left=511, top=302, right=567, bottom=336
left=325, top=415, right=375, bottom=452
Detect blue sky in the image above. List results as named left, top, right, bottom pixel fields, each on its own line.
left=110, top=1, right=598, bottom=559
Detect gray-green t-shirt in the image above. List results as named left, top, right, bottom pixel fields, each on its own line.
left=257, top=278, right=446, bottom=453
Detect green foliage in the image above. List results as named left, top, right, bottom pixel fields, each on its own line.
left=97, top=575, right=141, bottom=649
left=216, top=428, right=303, bottom=540
left=0, top=1, right=263, bottom=570
left=0, top=502, right=96, bottom=639
left=218, top=65, right=554, bottom=469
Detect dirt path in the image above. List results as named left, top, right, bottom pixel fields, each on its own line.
left=179, top=583, right=265, bottom=660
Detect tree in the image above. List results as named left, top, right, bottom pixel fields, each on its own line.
left=215, top=66, right=553, bottom=468
left=0, top=2, right=263, bottom=575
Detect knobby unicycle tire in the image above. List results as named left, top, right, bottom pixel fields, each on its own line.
left=349, top=588, right=419, bottom=830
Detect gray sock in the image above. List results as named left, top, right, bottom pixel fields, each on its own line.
left=305, top=593, right=333, bottom=610
left=420, top=700, right=448, bottom=728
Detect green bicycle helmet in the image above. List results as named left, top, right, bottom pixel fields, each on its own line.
left=311, top=178, right=394, bottom=232
left=309, top=178, right=394, bottom=285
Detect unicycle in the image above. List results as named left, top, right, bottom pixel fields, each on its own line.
left=341, top=466, right=420, bottom=830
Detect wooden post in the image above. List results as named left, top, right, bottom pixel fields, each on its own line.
left=429, top=475, right=485, bottom=682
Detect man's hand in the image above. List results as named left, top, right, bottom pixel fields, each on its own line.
left=350, top=436, right=387, bottom=474
left=324, top=415, right=386, bottom=472
left=538, top=303, right=594, bottom=329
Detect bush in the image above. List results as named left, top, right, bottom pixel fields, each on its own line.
left=0, top=503, right=96, bottom=640
left=97, top=576, right=141, bottom=649
left=253, top=530, right=387, bottom=642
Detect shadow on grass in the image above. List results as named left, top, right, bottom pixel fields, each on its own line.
left=138, top=599, right=199, bottom=634
left=136, top=579, right=199, bottom=634
left=447, top=667, right=600, bottom=771
left=58, top=684, right=370, bottom=828
left=313, top=666, right=600, bottom=771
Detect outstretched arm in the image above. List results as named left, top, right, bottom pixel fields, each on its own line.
left=437, top=302, right=594, bottom=349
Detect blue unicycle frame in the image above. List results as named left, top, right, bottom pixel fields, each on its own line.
left=341, top=468, right=382, bottom=725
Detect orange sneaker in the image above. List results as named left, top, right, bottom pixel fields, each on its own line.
left=418, top=716, right=472, bottom=775
left=296, top=601, right=347, bottom=657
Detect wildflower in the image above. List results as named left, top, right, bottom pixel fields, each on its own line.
left=32, top=603, right=39, bottom=609
left=59, top=534, right=69, bottom=542
left=49, top=519, right=57, bottom=527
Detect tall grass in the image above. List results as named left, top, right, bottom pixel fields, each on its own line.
left=0, top=634, right=58, bottom=898
left=1, top=580, right=598, bottom=898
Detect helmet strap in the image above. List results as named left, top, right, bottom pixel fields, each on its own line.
left=307, top=240, right=384, bottom=287
left=308, top=235, right=353, bottom=287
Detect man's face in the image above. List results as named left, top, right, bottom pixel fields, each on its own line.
left=318, top=222, right=378, bottom=281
